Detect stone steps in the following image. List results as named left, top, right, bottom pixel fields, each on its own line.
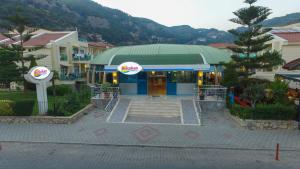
left=128, top=100, right=181, bottom=118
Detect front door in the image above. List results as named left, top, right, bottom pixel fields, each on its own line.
left=148, top=73, right=167, bottom=96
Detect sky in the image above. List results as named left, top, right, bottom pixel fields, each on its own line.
left=93, top=0, right=300, bottom=30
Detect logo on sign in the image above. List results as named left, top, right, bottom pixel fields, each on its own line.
left=117, top=62, right=142, bottom=75
left=30, top=66, right=51, bottom=80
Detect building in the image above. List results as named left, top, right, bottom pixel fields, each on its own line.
left=0, top=29, right=112, bottom=84
left=90, top=44, right=231, bottom=96
left=253, top=28, right=300, bottom=87
left=208, top=43, right=236, bottom=55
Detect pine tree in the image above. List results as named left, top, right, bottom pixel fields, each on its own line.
left=0, top=49, right=21, bottom=88
left=228, top=0, right=284, bottom=78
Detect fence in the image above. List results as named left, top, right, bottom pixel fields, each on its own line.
left=90, top=84, right=120, bottom=111
left=194, top=85, right=227, bottom=101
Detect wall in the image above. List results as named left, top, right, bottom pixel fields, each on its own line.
left=119, top=83, right=137, bottom=95
left=282, top=44, right=300, bottom=63
left=176, top=83, right=195, bottom=95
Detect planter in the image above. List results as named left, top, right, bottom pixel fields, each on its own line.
left=226, top=110, right=298, bottom=130
left=0, top=104, right=94, bottom=124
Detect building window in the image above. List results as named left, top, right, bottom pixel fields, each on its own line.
left=168, top=71, right=196, bottom=83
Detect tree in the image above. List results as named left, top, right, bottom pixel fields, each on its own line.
left=2, top=11, right=47, bottom=91
left=228, top=0, right=284, bottom=79
left=241, top=83, right=265, bottom=108
left=269, top=79, right=289, bottom=103
left=0, top=49, right=21, bottom=88
left=221, top=62, right=239, bottom=87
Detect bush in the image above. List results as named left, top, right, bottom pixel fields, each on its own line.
left=0, top=101, right=14, bottom=116
left=230, top=104, right=297, bottom=120
left=47, top=85, right=72, bottom=96
left=47, top=93, right=81, bottom=116
left=12, top=100, right=35, bottom=116
left=229, top=104, right=252, bottom=119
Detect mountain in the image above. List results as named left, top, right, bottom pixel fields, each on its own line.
left=263, top=13, right=300, bottom=27
left=0, top=0, right=234, bottom=45
left=0, top=0, right=299, bottom=45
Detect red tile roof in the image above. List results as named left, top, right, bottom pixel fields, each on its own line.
left=283, top=58, right=300, bottom=70
left=23, top=33, right=68, bottom=47
left=88, top=42, right=113, bottom=48
left=209, top=43, right=236, bottom=49
left=273, top=32, right=300, bottom=43
left=0, top=34, right=8, bottom=41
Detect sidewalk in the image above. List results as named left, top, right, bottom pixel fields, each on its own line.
left=0, top=105, right=299, bottom=150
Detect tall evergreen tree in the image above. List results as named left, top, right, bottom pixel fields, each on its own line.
left=228, top=0, right=284, bottom=78
left=0, top=49, right=21, bottom=88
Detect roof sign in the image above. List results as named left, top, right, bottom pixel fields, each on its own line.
left=117, top=62, right=142, bottom=75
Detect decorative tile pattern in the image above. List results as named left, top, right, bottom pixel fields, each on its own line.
left=77, top=128, right=86, bottom=133
left=93, top=113, right=105, bottom=119
left=93, top=128, right=107, bottom=137
left=132, top=126, right=160, bottom=143
left=223, top=133, right=233, bottom=139
left=185, top=131, right=200, bottom=139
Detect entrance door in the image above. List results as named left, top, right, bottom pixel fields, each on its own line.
left=148, top=75, right=167, bottom=96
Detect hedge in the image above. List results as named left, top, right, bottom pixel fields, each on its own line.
left=230, top=104, right=297, bottom=120
left=0, top=100, right=34, bottom=116
left=47, top=85, right=73, bottom=96
left=12, top=100, right=35, bottom=116
left=0, top=101, right=14, bottom=116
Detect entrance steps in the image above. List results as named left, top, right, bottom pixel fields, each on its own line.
left=127, top=100, right=181, bottom=118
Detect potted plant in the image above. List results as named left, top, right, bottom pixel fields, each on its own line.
left=101, top=82, right=112, bottom=99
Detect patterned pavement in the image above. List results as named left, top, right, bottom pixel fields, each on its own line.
left=0, top=100, right=300, bottom=150
left=1, top=142, right=300, bottom=169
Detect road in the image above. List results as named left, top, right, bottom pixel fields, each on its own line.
left=0, top=142, right=299, bottom=169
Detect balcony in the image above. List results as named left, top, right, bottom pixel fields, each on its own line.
left=60, top=54, right=68, bottom=61
left=72, top=53, right=92, bottom=62
left=60, top=73, right=86, bottom=81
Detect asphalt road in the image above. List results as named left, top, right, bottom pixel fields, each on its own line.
left=0, top=142, right=299, bottom=169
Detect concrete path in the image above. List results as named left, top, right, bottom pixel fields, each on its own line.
left=0, top=99, right=299, bottom=150
left=107, top=98, right=130, bottom=123
left=181, top=100, right=200, bottom=125
left=1, top=142, right=299, bottom=169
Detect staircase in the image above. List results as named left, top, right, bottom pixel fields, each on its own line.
left=127, top=99, right=181, bottom=118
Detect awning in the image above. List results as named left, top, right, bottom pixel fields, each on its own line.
left=282, top=58, right=300, bottom=70
left=276, top=72, right=300, bottom=82
left=104, top=64, right=211, bottom=72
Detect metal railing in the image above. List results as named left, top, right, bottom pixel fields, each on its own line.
left=59, top=73, right=86, bottom=81
left=72, top=54, right=92, bottom=61
left=104, top=92, right=119, bottom=112
left=60, top=54, right=68, bottom=61
left=194, top=85, right=227, bottom=101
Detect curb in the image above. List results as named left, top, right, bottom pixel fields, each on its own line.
left=1, top=140, right=299, bottom=152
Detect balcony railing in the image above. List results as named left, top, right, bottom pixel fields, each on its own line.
left=60, top=54, right=68, bottom=61
left=59, top=73, right=86, bottom=81
left=72, top=53, right=92, bottom=61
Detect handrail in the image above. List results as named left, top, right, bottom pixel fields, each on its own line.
left=104, top=92, right=119, bottom=112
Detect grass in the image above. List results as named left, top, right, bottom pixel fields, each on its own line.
left=0, top=91, right=88, bottom=116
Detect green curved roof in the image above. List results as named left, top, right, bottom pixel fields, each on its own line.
left=91, top=44, right=231, bottom=66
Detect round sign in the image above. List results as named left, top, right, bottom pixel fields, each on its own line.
left=117, top=62, right=142, bottom=75
left=30, top=66, right=51, bottom=80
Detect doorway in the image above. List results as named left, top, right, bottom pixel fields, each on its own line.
left=148, top=72, right=167, bottom=96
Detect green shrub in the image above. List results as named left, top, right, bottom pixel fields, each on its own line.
left=229, top=104, right=252, bottom=119
left=230, top=104, right=297, bottom=120
left=0, top=100, right=14, bottom=116
left=12, top=100, right=35, bottom=116
left=47, top=93, right=81, bottom=116
left=47, top=85, right=72, bottom=96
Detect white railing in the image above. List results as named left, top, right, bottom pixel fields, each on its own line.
left=194, top=85, right=227, bottom=101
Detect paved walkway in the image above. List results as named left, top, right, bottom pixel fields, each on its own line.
left=0, top=99, right=300, bottom=150
left=107, top=98, right=130, bottom=123
left=1, top=142, right=300, bottom=169
left=181, top=100, right=200, bottom=125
